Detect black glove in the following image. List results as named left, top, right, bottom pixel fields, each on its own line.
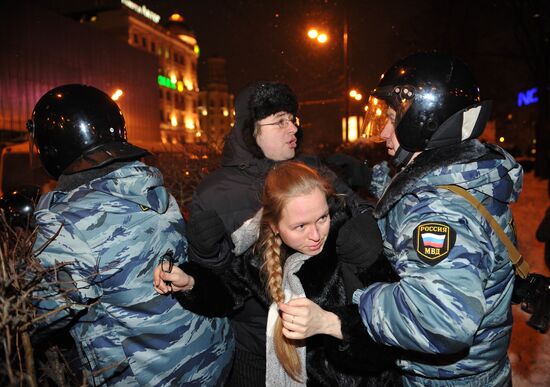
left=326, top=153, right=373, bottom=189
left=336, top=212, right=383, bottom=273
left=186, top=209, right=226, bottom=259
left=340, top=263, right=365, bottom=301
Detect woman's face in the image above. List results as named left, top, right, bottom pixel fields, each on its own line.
left=274, top=187, right=330, bottom=256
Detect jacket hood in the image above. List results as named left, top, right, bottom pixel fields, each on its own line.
left=221, top=82, right=259, bottom=167
left=41, top=161, right=170, bottom=214
left=374, top=139, right=523, bottom=218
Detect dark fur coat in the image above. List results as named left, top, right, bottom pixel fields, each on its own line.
left=176, top=201, right=401, bottom=386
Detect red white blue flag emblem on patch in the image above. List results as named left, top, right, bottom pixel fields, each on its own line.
left=421, top=232, right=446, bottom=248
left=413, top=221, right=456, bottom=265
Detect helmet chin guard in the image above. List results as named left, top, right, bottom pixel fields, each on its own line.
left=391, top=147, right=415, bottom=169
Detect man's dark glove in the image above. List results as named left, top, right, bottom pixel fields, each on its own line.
left=336, top=212, right=383, bottom=273
left=186, top=209, right=226, bottom=259
left=326, top=153, right=373, bottom=189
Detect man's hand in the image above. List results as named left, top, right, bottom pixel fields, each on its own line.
left=187, top=209, right=226, bottom=259
left=153, top=264, right=194, bottom=294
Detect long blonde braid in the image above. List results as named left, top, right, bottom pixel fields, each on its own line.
left=261, top=226, right=303, bottom=381
left=256, top=161, right=332, bottom=382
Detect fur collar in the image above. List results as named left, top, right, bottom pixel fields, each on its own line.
left=374, top=139, right=489, bottom=218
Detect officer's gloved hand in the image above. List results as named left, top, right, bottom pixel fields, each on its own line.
left=337, top=211, right=383, bottom=271
left=337, top=212, right=383, bottom=301
left=326, top=153, right=373, bottom=190
left=187, top=209, right=226, bottom=260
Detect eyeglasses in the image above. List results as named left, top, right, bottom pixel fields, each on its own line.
left=160, top=250, right=174, bottom=286
left=258, top=115, right=300, bottom=130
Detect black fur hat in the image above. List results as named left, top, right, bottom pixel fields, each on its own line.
left=249, top=82, right=298, bottom=122
left=239, top=81, right=301, bottom=159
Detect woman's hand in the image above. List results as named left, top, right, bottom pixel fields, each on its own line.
left=278, top=297, right=343, bottom=340
left=153, top=264, right=195, bottom=294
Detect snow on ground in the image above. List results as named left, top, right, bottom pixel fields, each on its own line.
left=509, top=171, right=550, bottom=386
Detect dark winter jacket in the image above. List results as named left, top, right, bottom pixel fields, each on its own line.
left=176, top=200, right=400, bottom=386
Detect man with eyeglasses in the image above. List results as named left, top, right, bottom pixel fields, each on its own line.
left=172, top=81, right=379, bottom=386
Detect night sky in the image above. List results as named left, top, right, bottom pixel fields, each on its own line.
left=145, top=1, right=531, bottom=99
left=140, top=0, right=540, bottom=147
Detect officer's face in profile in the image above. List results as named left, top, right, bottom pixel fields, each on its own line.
left=380, top=107, right=400, bottom=157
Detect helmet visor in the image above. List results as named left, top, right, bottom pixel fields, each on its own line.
left=360, top=96, right=393, bottom=143
left=360, top=93, right=413, bottom=143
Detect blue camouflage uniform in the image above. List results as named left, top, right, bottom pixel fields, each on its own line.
left=33, top=161, right=234, bottom=386
left=354, top=140, right=522, bottom=386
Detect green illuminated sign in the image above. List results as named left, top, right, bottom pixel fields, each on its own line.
left=158, top=75, right=176, bottom=89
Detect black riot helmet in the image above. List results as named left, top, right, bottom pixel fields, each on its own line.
left=27, top=84, right=150, bottom=179
left=362, top=52, right=491, bottom=168
left=0, top=186, right=40, bottom=230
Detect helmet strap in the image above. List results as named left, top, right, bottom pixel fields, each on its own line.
left=391, top=147, right=414, bottom=169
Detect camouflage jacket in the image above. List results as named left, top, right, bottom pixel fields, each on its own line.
left=33, top=161, right=233, bottom=386
left=354, top=140, right=523, bottom=386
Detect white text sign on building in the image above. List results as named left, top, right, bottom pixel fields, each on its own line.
left=121, top=0, right=161, bottom=23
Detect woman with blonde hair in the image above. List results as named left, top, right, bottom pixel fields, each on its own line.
left=154, top=161, right=400, bottom=386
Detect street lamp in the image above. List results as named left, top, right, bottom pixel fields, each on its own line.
left=111, top=89, right=123, bottom=101
left=307, top=14, right=352, bottom=143
left=307, top=28, right=328, bottom=44
left=349, top=89, right=362, bottom=101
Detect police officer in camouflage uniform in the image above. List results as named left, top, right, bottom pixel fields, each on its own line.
left=28, top=84, right=233, bottom=386
left=353, top=53, right=522, bottom=386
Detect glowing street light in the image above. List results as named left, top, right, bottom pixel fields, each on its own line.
left=111, top=89, right=123, bottom=101
left=307, top=28, right=328, bottom=44
left=317, top=33, right=328, bottom=43
left=349, top=89, right=362, bottom=101
left=307, top=16, right=353, bottom=142
left=307, top=29, right=319, bottom=39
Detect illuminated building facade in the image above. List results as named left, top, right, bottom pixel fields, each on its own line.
left=0, top=0, right=160, bottom=144
left=66, top=1, right=202, bottom=145
left=198, top=58, right=234, bottom=150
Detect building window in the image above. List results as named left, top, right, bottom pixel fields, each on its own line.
left=160, top=109, right=164, bottom=122
left=133, top=33, right=138, bottom=44
left=159, top=89, right=163, bottom=99
left=142, top=37, right=147, bottom=48
left=151, top=41, right=156, bottom=53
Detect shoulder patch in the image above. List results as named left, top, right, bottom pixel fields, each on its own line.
left=413, top=222, right=456, bottom=266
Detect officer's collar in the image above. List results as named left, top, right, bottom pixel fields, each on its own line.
left=374, top=139, right=487, bottom=218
